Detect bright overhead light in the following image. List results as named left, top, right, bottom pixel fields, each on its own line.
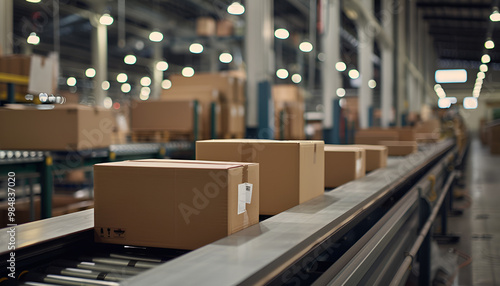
left=477, top=71, right=486, bottom=79
left=447, top=97, right=457, bottom=104
left=121, top=83, right=131, bottom=93
left=335, top=62, right=347, bottom=72
left=276, top=68, right=289, bottom=79
left=464, top=97, right=478, bottom=109
left=219, top=52, right=233, bottom=63
left=435, top=69, right=467, bottom=83
left=85, top=68, right=96, bottom=78
left=66, top=77, right=76, bottom=87
left=140, top=87, right=150, bottom=100
left=156, top=61, right=169, bottom=71
left=116, top=73, right=128, bottom=83
left=481, top=54, right=491, bottom=63
left=291, top=74, right=302, bottom=84
left=99, top=13, right=114, bottom=26
left=485, top=40, right=495, bottom=49
left=336, top=88, right=346, bottom=97
left=436, top=86, right=446, bottom=98
left=434, top=84, right=442, bottom=91
left=149, top=31, right=163, bottom=42
left=162, top=79, right=172, bottom=89
left=27, top=32, right=40, bottom=45
left=140, top=76, right=151, bottom=87
left=182, top=67, right=195, bottom=77
left=438, top=98, right=451, bottom=109
left=368, top=79, right=377, bottom=89
left=103, top=97, right=113, bottom=109
left=275, top=28, right=289, bottom=39
left=26, top=0, right=41, bottom=3
left=227, top=2, right=245, bottom=15
left=490, top=10, right=500, bottom=22
left=473, top=90, right=480, bottom=97
left=124, top=54, right=136, bottom=65
left=101, top=81, right=110, bottom=91
left=480, top=64, right=488, bottom=72
left=348, top=69, right=360, bottom=79
left=189, top=43, right=204, bottom=54
left=299, top=41, right=313, bottom=52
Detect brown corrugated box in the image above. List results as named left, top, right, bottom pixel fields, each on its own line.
left=221, top=102, right=244, bottom=136
left=94, top=159, right=259, bottom=250
left=379, top=141, right=418, bottom=156
left=170, top=73, right=238, bottom=103
left=130, top=100, right=202, bottom=135
left=272, top=85, right=305, bottom=140
left=415, top=119, right=441, bottom=134
left=355, top=129, right=399, bottom=145
left=196, top=139, right=324, bottom=215
left=324, top=145, right=366, bottom=188
left=216, top=19, right=234, bottom=37
left=196, top=17, right=216, bottom=36
left=0, top=104, right=114, bottom=150
left=0, top=195, right=93, bottom=228
left=351, top=144, right=388, bottom=172
left=161, top=88, right=220, bottom=139
left=488, top=122, right=500, bottom=154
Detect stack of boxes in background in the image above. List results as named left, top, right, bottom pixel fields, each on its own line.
left=355, top=127, right=418, bottom=156
left=196, top=17, right=234, bottom=37
left=486, top=120, right=500, bottom=154
left=0, top=54, right=32, bottom=101
left=272, top=84, right=305, bottom=140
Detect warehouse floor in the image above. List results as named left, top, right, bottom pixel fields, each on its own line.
left=443, top=138, right=500, bottom=286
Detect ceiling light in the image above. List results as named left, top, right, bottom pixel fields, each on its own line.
left=124, top=54, right=137, bottom=65
left=438, top=98, right=451, bottom=109
left=27, top=32, right=40, bottom=45
left=103, top=97, right=113, bottom=109
left=335, top=62, right=347, bottom=72
left=116, top=73, right=128, bottom=83
left=276, top=69, right=289, bottom=79
left=140, top=76, right=151, bottom=87
left=140, top=87, right=150, bottom=100
left=182, top=67, right=195, bottom=77
left=348, top=69, right=360, bottom=79
left=481, top=54, right=491, bottom=63
left=434, top=84, right=442, bottom=91
left=121, top=83, right=131, bottom=93
left=85, top=68, right=96, bottom=78
left=162, top=79, right=172, bottom=89
left=299, top=41, right=313, bottom=52
left=336, top=88, right=346, bottom=97
left=490, top=10, right=500, bottom=22
left=274, top=28, right=289, bottom=39
left=149, top=31, right=163, bottom=42
left=101, top=81, right=110, bottom=91
left=485, top=40, right=495, bottom=49
left=463, top=97, right=478, bottom=109
left=368, top=79, right=377, bottom=89
left=480, top=64, right=488, bottom=72
left=189, top=43, right=203, bottom=54
left=219, top=53, right=233, bottom=63
left=434, top=69, right=467, bottom=83
left=99, top=13, right=114, bottom=26
left=227, top=2, right=245, bottom=15
left=26, top=0, right=41, bottom=3
left=156, top=61, right=169, bottom=71
left=477, top=72, right=485, bottom=79
left=291, top=74, right=302, bottom=84
left=66, top=77, right=76, bottom=87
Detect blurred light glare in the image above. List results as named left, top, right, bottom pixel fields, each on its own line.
left=485, top=40, right=495, bottom=49
left=27, top=32, right=40, bottom=45
left=156, top=61, right=169, bottom=71
left=438, top=98, right=451, bottom=108
left=103, top=97, right=113, bottom=109
left=219, top=53, right=233, bottom=63
left=99, top=13, right=114, bottom=25
left=274, top=28, right=289, bottom=39
left=85, top=68, right=96, bottom=78
left=66, top=77, right=76, bottom=86
left=478, top=71, right=486, bottom=79
left=291, top=74, right=302, bottom=84
left=124, top=54, right=136, bottom=65
left=227, top=2, right=245, bottom=15
left=490, top=10, right=500, bottom=22
left=101, top=81, right=110, bottom=90
left=276, top=69, right=289, bottom=79
left=480, top=64, right=488, bottom=72
left=149, top=31, right=163, bottom=42
left=481, top=54, right=491, bottom=63
left=162, top=79, right=172, bottom=89
left=368, top=79, right=377, bottom=89
left=121, top=83, right=131, bottom=93
left=116, top=73, right=128, bottom=83
left=299, top=41, right=313, bottom=52
left=463, top=97, right=478, bottom=109
left=336, top=88, right=346, bottom=97
left=348, top=69, right=360, bottom=79
left=182, top=67, right=195, bottom=77
left=434, top=69, right=467, bottom=83
left=335, top=62, right=347, bottom=72
left=140, top=76, right=151, bottom=87
left=189, top=43, right=204, bottom=54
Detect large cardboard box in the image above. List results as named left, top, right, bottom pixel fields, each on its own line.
left=161, top=88, right=220, bottom=139
left=379, top=141, right=418, bottom=156
left=272, top=84, right=303, bottom=102
left=170, top=73, right=238, bottom=103
left=94, top=159, right=259, bottom=250
left=0, top=104, right=114, bottom=150
left=196, top=139, right=324, bottom=215
left=272, top=85, right=305, bottom=140
left=415, top=119, right=441, bottom=134
left=0, top=195, right=93, bottom=228
left=354, top=129, right=399, bottom=145
left=216, top=19, right=234, bottom=37
left=221, top=102, right=245, bottom=136
left=324, top=145, right=365, bottom=188
left=196, top=17, right=216, bottom=36
left=351, top=144, right=388, bottom=172
left=131, top=100, right=202, bottom=136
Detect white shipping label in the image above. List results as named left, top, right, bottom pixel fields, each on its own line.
left=356, top=157, right=363, bottom=176
left=238, top=184, right=247, bottom=214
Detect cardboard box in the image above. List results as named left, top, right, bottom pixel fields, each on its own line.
left=272, top=84, right=303, bottom=102
left=354, top=129, right=399, bottom=145
left=272, top=85, right=305, bottom=140
left=216, top=19, right=234, bottom=37
left=161, top=88, right=220, bottom=139
left=0, top=195, right=93, bottom=228
left=488, top=123, right=500, bottom=154
left=415, top=133, right=441, bottom=143
left=196, top=139, right=324, bottom=215
left=379, top=141, right=418, bottom=156
left=221, top=102, right=243, bottom=136
left=415, top=119, right=441, bottom=134
left=170, top=73, right=238, bottom=103
left=0, top=104, right=114, bottom=150
left=131, top=100, right=201, bottom=136
left=324, top=145, right=365, bottom=188
left=196, top=17, right=216, bottom=36
left=94, top=159, right=259, bottom=250
left=351, top=144, right=388, bottom=172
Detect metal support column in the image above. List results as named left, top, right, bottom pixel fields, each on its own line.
left=321, top=0, right=341, bottom=143
left=396, top=0, right=407, bottom=126
left=418, top=196, right=431, bottom=286
left=91, top=5, right=108, bottom=107
left=357, top=0, right=374, bottom=129
left=381, top=0, right=394, bottom=127
left=39, top=155, right=53, bottom=219
left=245, top=0, right=274, bottom=136
left=0, top=0, right=13, bottom=55
left=152, top=43, right=162, bottom=100
left=407, top=0, right=419, bottom=117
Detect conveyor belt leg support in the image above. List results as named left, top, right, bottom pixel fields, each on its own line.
left=38, top=155, right=53, bottom=219
left=418, top=195, right=431, bottom=286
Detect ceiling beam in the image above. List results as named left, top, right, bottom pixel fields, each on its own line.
left=417, top=2, right=491, bottom=9
left=423, top=16, right=487, bottom=22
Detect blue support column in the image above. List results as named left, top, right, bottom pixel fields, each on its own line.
left=368, top=105, right=374, bottom=127
left=323, top=98, right=341, bottom=144
left=254, top=81, right=274, bottom=139
left=7, top=83, right=15, bottom=103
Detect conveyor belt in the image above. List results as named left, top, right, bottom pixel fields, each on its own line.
left=0, top=139, right=456, bottom=285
